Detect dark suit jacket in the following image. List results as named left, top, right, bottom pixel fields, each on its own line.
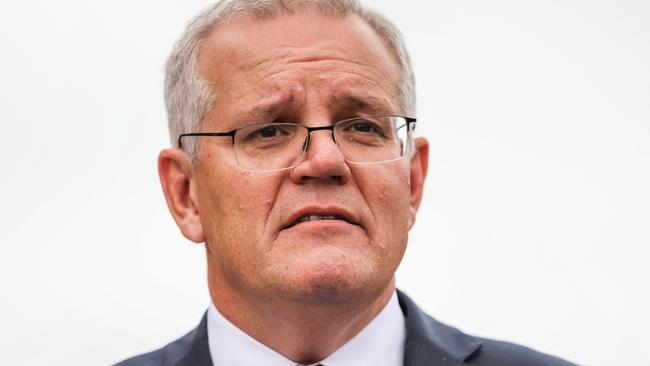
left=116, top=290, right=577, bottom=366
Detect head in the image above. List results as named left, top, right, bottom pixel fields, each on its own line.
left=165, top=0, right=416, bottom=160
left=159, top=0, right=428, bottom=309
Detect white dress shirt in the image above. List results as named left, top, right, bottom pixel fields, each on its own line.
left=207, top=291, right=406, bottom=366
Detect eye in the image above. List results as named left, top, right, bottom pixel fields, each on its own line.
left=237, top=123, right=299, bottom=145
left=257, top=126, right=279, bottom=138
left=248, top=124, right=290, bottom=140
left=340, top=118, right=386, bottom=136
left=352, top=122, right=379, bottom=133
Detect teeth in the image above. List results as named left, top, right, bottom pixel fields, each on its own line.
left=297, top=215, right=338, bottom=223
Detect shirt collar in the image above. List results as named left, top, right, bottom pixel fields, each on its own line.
left=207, top=291, right=405, bottom=366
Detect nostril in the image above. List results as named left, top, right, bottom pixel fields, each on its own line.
left=301, top=174, right=343, bottom=184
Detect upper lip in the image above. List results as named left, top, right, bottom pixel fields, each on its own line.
left=283, top=206, right=360, bottom=229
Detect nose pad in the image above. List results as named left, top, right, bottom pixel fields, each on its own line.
left=301, top=131, right=338, bottom=152
left=290, top=128, right=351, bottom=184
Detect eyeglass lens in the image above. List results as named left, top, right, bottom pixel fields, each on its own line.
left=233, top=116, right=409, bottom=171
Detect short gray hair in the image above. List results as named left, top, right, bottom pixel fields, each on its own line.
left=165, top=0, right=416, bottom=159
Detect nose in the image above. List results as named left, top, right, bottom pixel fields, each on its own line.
left=289, top=129, right=351, bottom=185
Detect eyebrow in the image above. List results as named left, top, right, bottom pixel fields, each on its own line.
left=330, top=94, right=394, bottom=116
left=249, top=94, right=296, bottom=120
left=244, top=93, right=394, bottom=122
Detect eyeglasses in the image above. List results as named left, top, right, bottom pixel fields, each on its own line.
left=178, top=115, right=416, bottom=172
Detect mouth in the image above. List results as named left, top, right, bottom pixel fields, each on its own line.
left=289, top=214, right=350, bottom=228
left=283, top=208, right=359, bottom=229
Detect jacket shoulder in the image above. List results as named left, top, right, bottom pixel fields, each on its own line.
left=114, top=313, right=211, bottom=366
left=397, top=290, right=577, bottom=366
left=469, top=336, right=576, bottom=366
left=115, top=350, right=164, bottom=366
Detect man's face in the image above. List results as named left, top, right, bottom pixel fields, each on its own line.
left=170, top=10, right=427, bottom=305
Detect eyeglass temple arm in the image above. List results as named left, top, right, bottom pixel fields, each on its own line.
left=177, top=131, right=237, bottom=149
left=405, top=117, right=417, bottom=131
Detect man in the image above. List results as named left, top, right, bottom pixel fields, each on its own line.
left=118, top=0, right=576, bottom=365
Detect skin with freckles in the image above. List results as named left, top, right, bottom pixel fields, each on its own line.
left=158, top=8, right=429, bottom=364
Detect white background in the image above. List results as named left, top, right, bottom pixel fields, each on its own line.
left=1, top=0, right=648, bottom=365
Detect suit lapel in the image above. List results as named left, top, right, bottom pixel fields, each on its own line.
left=398, top=290, right=482, bottom=366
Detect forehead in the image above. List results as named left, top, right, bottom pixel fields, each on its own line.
left=197, top=9, right=402, bottom=123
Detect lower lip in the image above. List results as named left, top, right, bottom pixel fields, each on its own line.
left=286, top=219, right=358, bottom=230
left=278, top=220, right=366, bottom=247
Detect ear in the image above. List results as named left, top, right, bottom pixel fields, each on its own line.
left=407, top=137, right=429, bottom=229
left=158, top=148, right=205, bottom=243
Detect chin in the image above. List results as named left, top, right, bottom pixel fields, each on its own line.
left=271, top=252, right=388, bottom=305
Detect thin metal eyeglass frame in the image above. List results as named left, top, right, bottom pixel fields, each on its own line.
left=177, top=115, right=417, bottom=170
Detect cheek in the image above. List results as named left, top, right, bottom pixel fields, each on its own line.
left=353, top=164, right=411, bottom=244
left=196, top=163, right=284, bottom=261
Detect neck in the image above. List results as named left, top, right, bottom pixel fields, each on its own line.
left=207, top=265, right=396, bottom=364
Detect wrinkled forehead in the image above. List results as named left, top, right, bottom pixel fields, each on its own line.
left=196, top=7, right=403, bottom=113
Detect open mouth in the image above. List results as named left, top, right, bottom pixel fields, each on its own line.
left=284, top=212, right=357, bottom=229
left=291, top=214, right=347, bottom=227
